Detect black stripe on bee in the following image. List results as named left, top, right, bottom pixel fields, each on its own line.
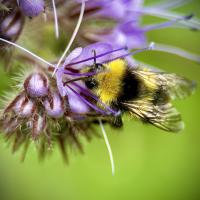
left=118, top=68, right=141, bottom=102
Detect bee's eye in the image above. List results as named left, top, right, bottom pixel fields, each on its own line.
left=95, top=63, right=103, bottom=70
left=85, top=78, right=98, bottom=89
left=92, top=63, right=104, bottom=73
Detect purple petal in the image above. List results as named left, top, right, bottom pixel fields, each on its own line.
left=66, top=87, right=89, bottom=114
left=67, top=42, right=113, bottom=69
left=91, top=23, right=146, bottom=49
left=56, top=47, right=83, bottom=96
left=118, top=21, right=147, bottom=48
left=90, top=1, right=127, bottom=20
left=63, top=47, right=83, bottom=66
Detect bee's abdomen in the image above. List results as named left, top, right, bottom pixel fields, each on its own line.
left=118, top=69, right=141, bottom=102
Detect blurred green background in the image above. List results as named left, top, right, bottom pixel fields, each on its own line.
left=0, top=1, right=200, bottom=200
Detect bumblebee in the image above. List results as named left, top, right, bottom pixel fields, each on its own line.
left=84, top=58, right=196, bottom=132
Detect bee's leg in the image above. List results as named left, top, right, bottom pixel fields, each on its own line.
left=67, top=112, right=109, bottom=123
left=110, top=116, right=123, bottom=128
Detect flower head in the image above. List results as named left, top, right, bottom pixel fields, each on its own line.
left=57, top=0, right=199, bottom=57
left=0, top=63, right=98, bottom=161
left=0, top=0, right=199, bottom=168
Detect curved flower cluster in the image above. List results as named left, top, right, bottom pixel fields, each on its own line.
left=0, top=0, right=199, bottom=165
left=0, top=65, right=97, bottom=161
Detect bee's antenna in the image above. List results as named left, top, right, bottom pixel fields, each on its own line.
left=0, top=38, right=54, bottom=67
left=52, top=0, right=86, bottom=77
left=52, top=0, right=59, bottom=39
left=99, top=119, right=115, bottom=176
left=92, top=49, right=97, bottom=65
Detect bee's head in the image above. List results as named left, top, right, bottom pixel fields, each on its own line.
left=84, top=63, right=105, bottom=90
left=84, top=59, right=127, bottom=104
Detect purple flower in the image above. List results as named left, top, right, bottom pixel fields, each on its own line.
left=0, top=67, right=97, bottom=160
left=58, top=0, right=199, bottom=52
left=55, top=42, right=129, bottom=115
left=73, top=0, right=143, bottom=21
left=56, top=42, right=124, bottom=97
left=0, top=0, right=199, bottom=163
left=18, top=0, right=45, bottom=17
left=84, top=21, right=146, bottom=49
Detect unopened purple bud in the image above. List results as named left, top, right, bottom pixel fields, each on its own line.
left=0, top=10, right=25, bottom=48
left=14, top=94, right=35, bottom=118
left=24, top=73, right=49, bottom=98
left=32, top=113, right=46, bottom=139
left=44, top=92, right=65, bottom=118
left=18, top=0, right=45, bottom=17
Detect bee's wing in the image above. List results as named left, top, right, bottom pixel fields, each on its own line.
left=133, top=69, right=196, bottom=100
left=123, top=99, right=184, bottom=132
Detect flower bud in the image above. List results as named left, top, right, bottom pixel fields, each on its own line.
left=18, top=0, right=45, bottom=17
left=24, top=73, right=49, bottom=98
left=32, top=113, right=46, bottom=139
left=13, top=93, right=35, bottom=118
left=44, top=92, right=65, bottom=118
left=0, top=10, right=25, bottom=48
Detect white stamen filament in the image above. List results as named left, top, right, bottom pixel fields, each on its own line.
left=52, top=0, right=86, bottom=77
left=52, top=0, right=59, bottom=39
left=99, top=119, right=115, bottom=176
left=137, top=8, right=200, bottom=30
left=0, top=38, right=54, bottom=67
left=154, top=43, right=200, bottom=63
left=150, top=0, right=192, bottom=10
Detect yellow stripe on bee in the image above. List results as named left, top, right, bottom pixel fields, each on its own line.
left=95, top=59, right=126, bottom=104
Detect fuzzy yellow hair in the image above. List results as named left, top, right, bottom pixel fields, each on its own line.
left=95, top=59, right=126, bottom=104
